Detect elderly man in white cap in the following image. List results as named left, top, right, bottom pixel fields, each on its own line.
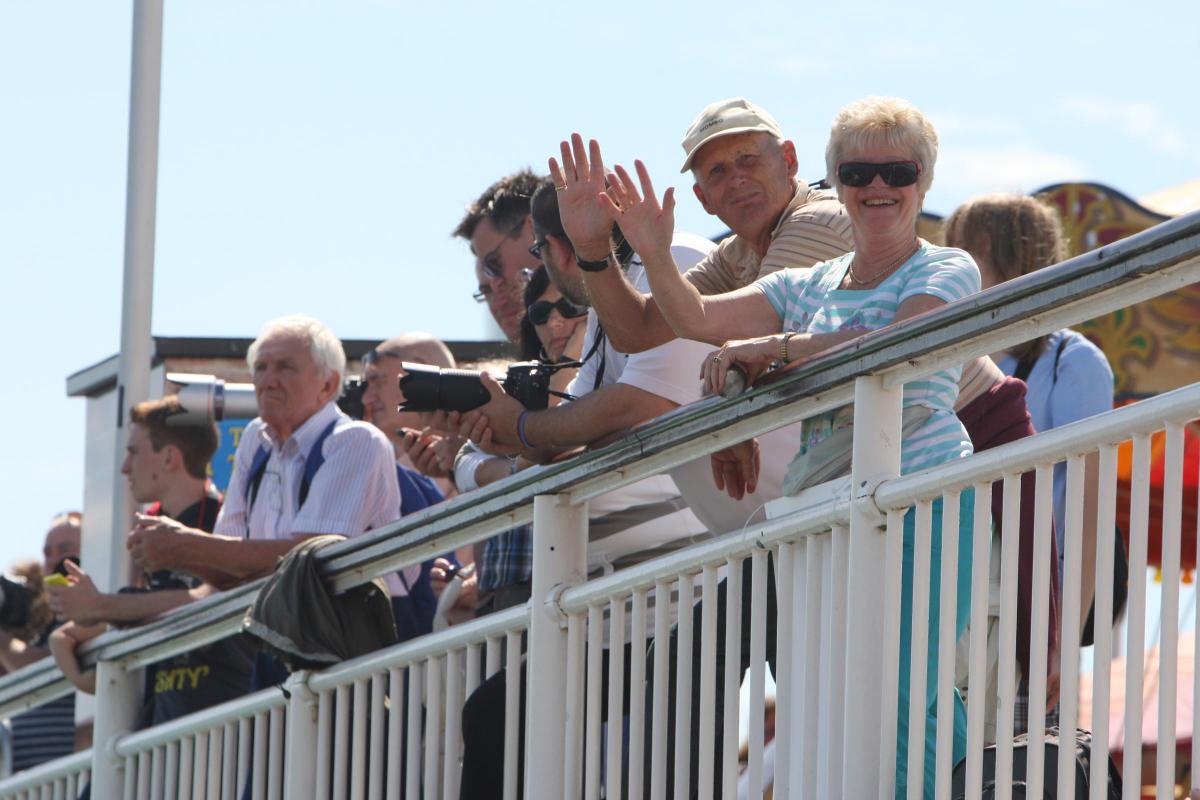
left=554, top=96, right=853, bottom=356
left=548, top=100, right=855, bottom=797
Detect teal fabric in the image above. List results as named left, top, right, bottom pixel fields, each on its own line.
left=894, top=489, right=976, bottom=799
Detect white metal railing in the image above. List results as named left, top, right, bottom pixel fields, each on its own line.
left=0, top=749, right=90, bottom=800
left=0, top=211, right=1196, bottom=798
left=113, top=687, right=286, bottom=800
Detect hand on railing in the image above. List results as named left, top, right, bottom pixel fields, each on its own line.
left=701, top=337, right=780, bottom=396
left=710, top=438, right=761, bottom=500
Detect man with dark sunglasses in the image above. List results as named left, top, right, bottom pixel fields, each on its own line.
left=453, top=170, right=546, bottom=342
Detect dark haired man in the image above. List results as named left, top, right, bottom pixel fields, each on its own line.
left=454, top=170, right=546, bottom=342
left=47, top=396, right=255, bottom=728
left=456, top=177, right=719, bottom=800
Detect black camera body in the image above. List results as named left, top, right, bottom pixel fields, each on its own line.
left=0, top=556, right=77, bottom=635
left=338, top=376, right=368, bottom=420
left=399, top=361, right=563, bottom=413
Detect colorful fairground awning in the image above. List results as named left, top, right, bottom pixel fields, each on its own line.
left=923, top=181, right=1200, bottom=572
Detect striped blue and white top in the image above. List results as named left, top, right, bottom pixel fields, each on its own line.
left=754, top=241, right=981, bottom=475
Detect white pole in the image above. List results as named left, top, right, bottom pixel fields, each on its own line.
left=525, top=494, right=588, bottom=800
left=841, top=375, right=903, bottom=797
left=107, top=0, right=164, bottom=591
left=284, top=672, right=320, bottom=800
left=91, top=1, right=164, bottom=795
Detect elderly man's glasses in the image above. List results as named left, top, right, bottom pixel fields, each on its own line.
left=527, top=297, right=588, bottom=326
left=837, top=161, right=920, bottom=188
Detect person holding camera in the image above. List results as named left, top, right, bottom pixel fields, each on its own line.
left=454, top=176, right=717, bottom=800
left=360, top=331, right=463, bottom=501
left=46, top=397, right=256, bottom=729
left=0, top=512, right=81, bottom=772
left=454, top=170, right=546, bottom=343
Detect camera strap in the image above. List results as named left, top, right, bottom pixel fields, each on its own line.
left=585, top=325, right=607, bottom=392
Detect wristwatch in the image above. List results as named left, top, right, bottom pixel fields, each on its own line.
left=575, top=252, right=612, bottom=272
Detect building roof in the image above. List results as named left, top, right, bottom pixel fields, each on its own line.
left=66, top=336, right=516, bottom=398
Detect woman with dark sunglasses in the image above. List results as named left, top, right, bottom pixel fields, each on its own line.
left=602, top=96, right=978, bottom=798
left=517, top=265, right=589, bottom=364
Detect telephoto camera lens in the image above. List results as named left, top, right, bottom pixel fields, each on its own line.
left=399, top=364, right=493, bottom=413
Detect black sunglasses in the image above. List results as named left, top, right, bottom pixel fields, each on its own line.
left=837, top=161, right=920, bottom=188
left=527, top=297, right=588, bottom=326
left=528, top=240, right=548, bottom=259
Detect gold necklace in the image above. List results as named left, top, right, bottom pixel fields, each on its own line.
left=846, top=241, right=921, bottom=287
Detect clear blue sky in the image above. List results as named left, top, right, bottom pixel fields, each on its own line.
left=1, top=0, right=1197, bottom=572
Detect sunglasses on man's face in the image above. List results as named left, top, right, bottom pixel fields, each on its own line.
left=837, top=160, right=920, bottom=188
left=527, top=297, right=588, bottom=326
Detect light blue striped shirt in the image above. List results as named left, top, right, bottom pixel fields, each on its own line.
left=754, top=241, right=981, bottom=474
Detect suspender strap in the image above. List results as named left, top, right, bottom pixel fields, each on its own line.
left=588, top=325, right=608, bottom=391
left=244, top=418, right=340, bottom=522
left=245, top=446, right=273, bottom=515
left=298, top=420, right=338, bottom=508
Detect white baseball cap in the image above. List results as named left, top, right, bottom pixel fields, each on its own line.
left=679, top=97, right=785, bottom=173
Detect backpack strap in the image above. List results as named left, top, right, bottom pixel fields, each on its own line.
left=1049, top=333, right=1069, bottom=388
left=244, top=444, right=273, bottom=521
left=298, top=419, right=339, bottom=508
left=244, top=418, right=339, bottom=521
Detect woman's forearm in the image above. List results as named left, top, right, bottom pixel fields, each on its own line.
left=639, top=247, right=712, bottom=342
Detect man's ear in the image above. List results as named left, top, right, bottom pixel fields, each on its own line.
left=780, top=140, right=799, bottom=180
left=319, top=371, right=342, bottom=405
left=693, top=182, right=716, bottom=216
left=161, top=443, right=183, bottom=473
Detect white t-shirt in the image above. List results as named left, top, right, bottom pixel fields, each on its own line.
left=565, top=232, right=716, bottom=574
left=573, top=232, right=805, bottom=536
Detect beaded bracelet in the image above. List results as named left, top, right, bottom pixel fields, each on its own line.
left=517, top=410, right=534, bottom=449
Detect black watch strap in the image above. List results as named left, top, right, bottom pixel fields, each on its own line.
left=575, top=253, right=612, bottom=272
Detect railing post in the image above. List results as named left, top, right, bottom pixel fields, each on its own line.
left=89, top=660, right=144, bottom=798
left=842, top=375, right=902, bottom=796
left=283, top=671, right=319, bottom=800
left=525, top=494, right=588, bottom=800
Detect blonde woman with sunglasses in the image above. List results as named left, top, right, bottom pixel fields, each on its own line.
left=602, top=96, right=979, bottom=798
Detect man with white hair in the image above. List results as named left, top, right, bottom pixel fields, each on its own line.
left=128, top=315, right=401, bottom=591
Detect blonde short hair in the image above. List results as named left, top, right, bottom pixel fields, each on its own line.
left=824, top=96, right=938, bottom=196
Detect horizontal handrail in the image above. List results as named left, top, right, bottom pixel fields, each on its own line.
left=1, top=210, right=1196, bottom=719
left=114, top=686, right=284, bottom=757
left=308, top=604, right=527, bottom=692
left=875, top=382, right=1200, bottom=508
left=0, top=749, right=90, bottom=793
left=557, top=493, right=849, bottom=612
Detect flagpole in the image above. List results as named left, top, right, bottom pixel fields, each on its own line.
left=91, top=0, right=163, bottom=795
